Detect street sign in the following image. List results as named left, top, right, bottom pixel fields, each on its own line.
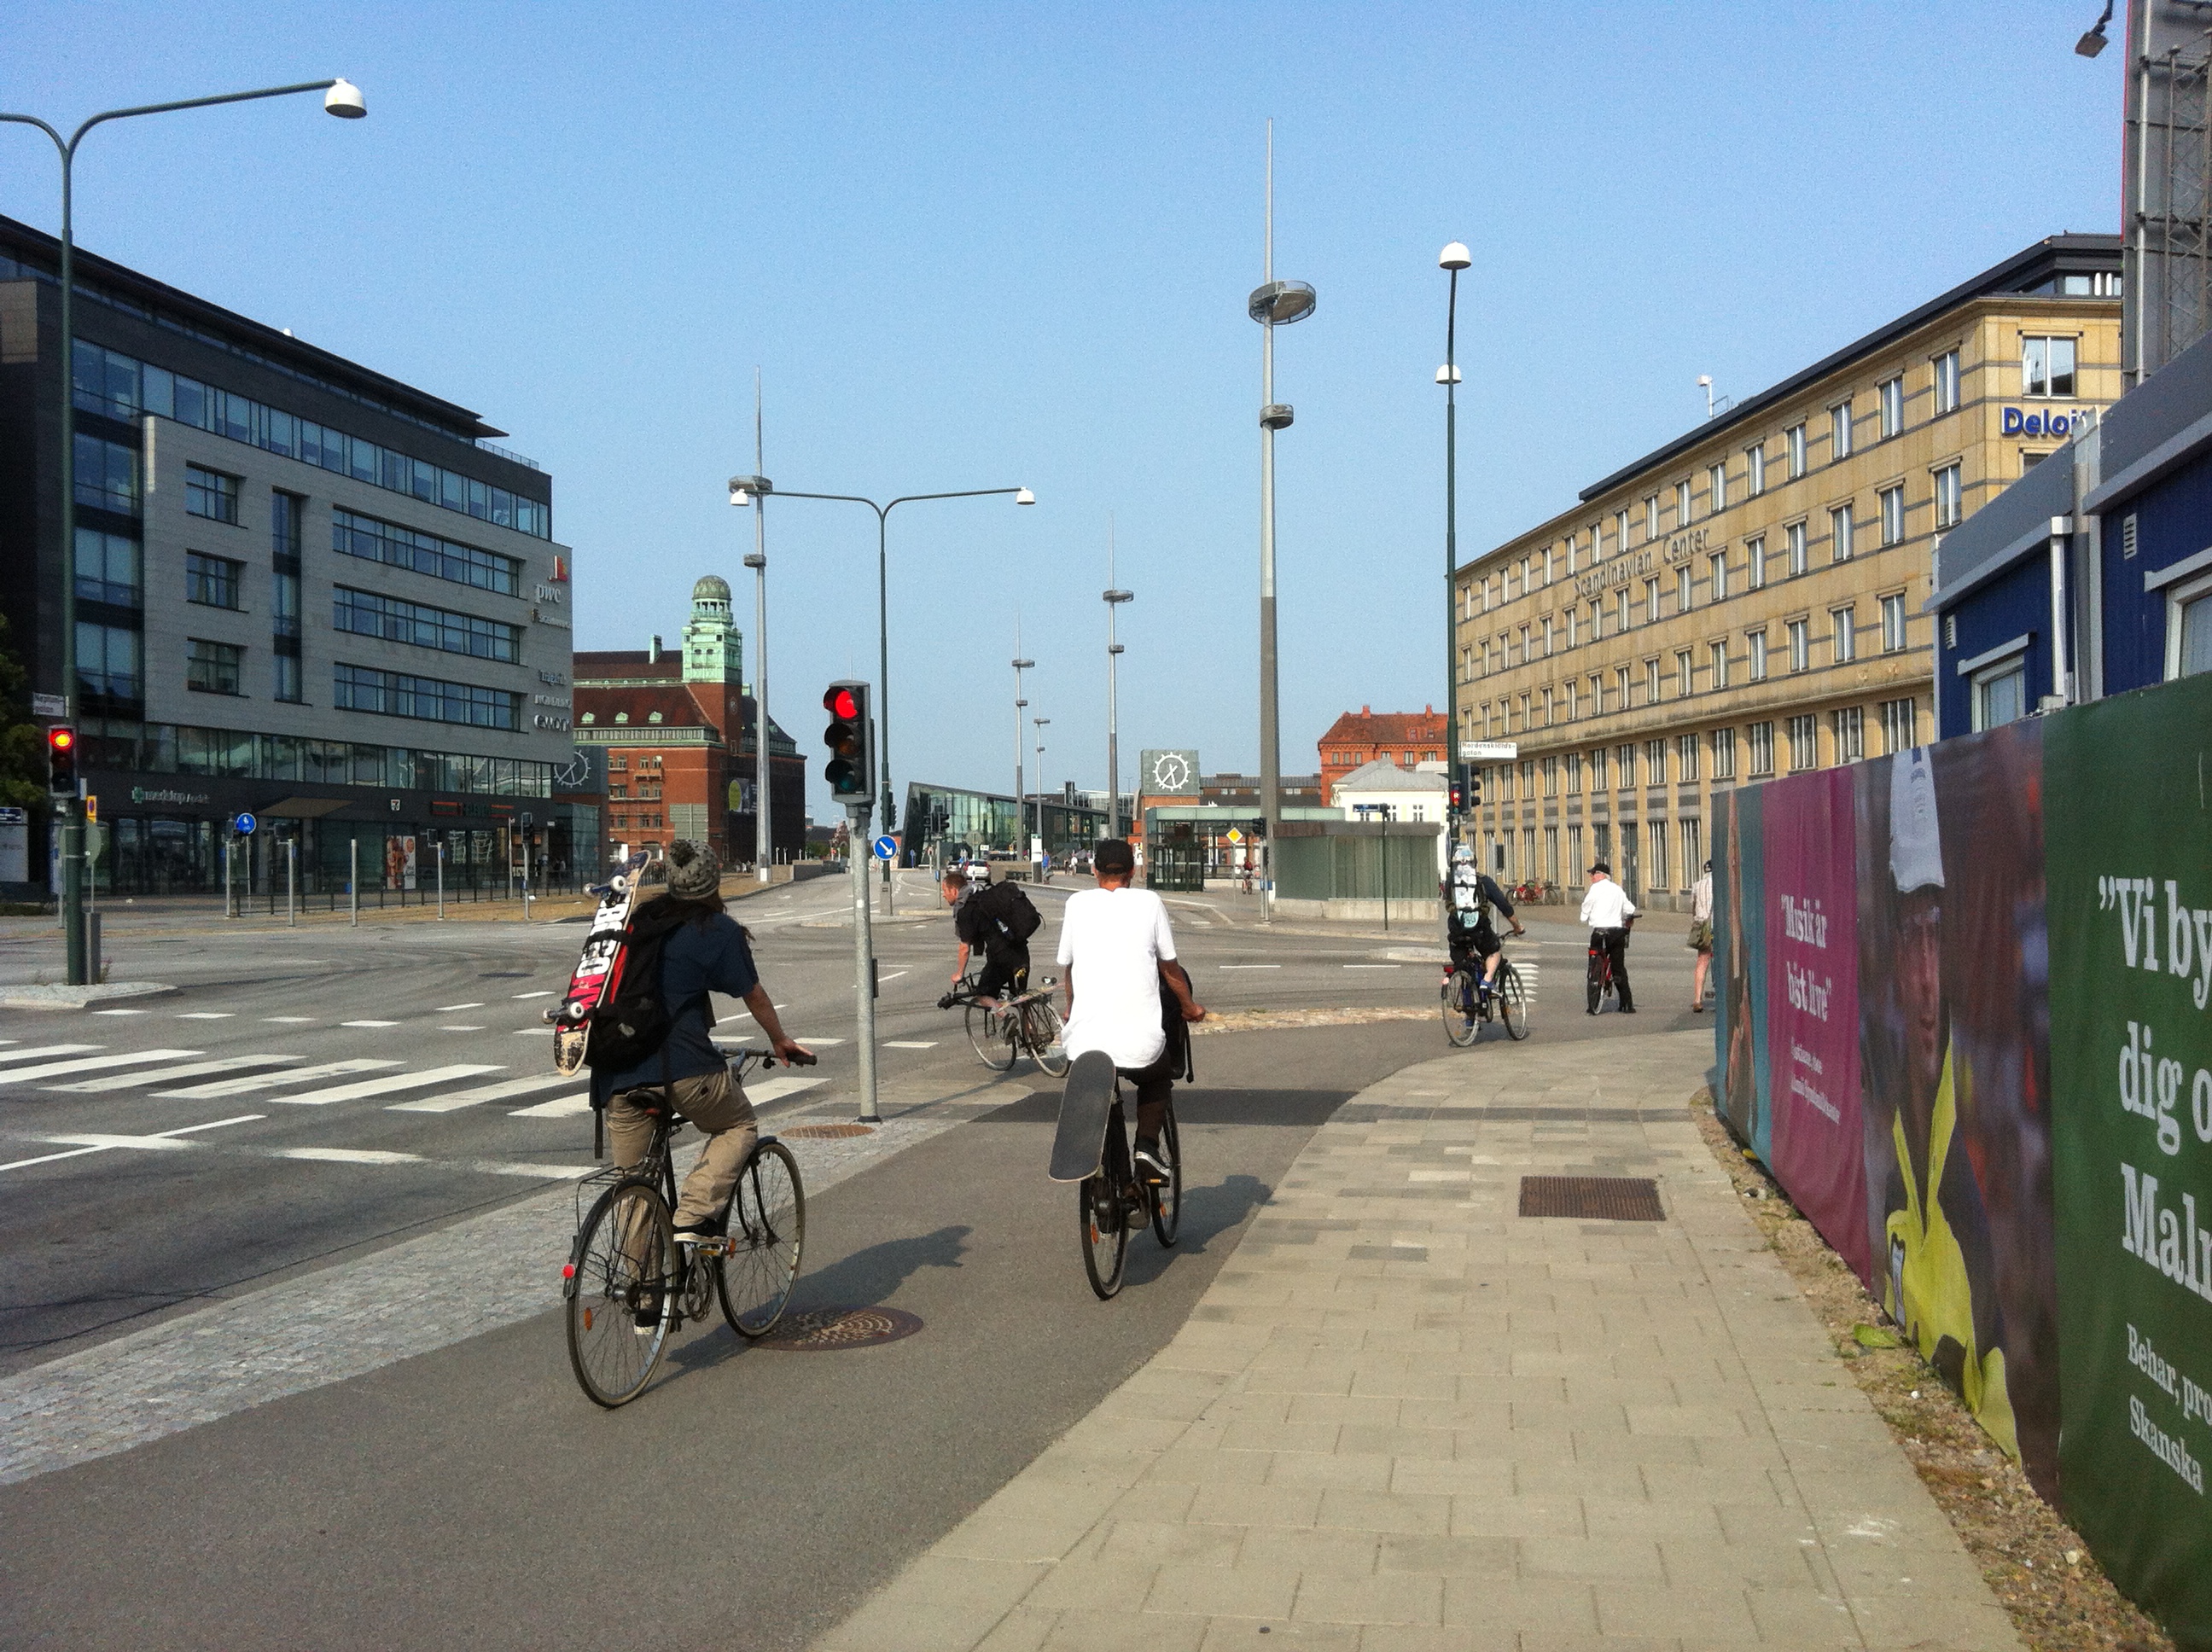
left=234, top=811, right=258, bottom=836
left=31, top=693, right=63, bottom=718
left=87, top=822, right=107, bottom=863
left=1459, top=741, right=1519, bottom=762
left=872, top=835, right=899, bottom=861
left=84, top=794, right=96, bottom=822
left=1225, top=828, right=1243, bottom=844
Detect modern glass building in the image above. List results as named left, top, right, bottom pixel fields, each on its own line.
left=0, top=213, right=590, bottom=896
left=899, top=782, right=1106, bottom=866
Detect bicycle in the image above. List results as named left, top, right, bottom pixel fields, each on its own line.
left=939, top=974, right=1068, bottom=1077
left=562, top=1047, right=808, bottom=1409
left=1586, top=923, right=1633, bottom=1014
left=1441, top=957, right=1528, bottom=1045
left=1078, top=1085, right=1181, bottom=1300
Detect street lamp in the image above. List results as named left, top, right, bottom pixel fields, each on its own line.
left=2, top=77, right=367, bottom=986
left=1248, top=121, right=1316, bottom=906
left=1012, top=635, right=1033, bottom=857
left=2076, top=0, right=2114, bottom=55
left=735, top=480, right=1034, bottom=913
left=731, top=378, right=774, bottom=883
left=1033, top=717, right=1051, bottom=864
left=1103, top=575, right=1133, bottom=845
left=1438, top=239, right=1470, bottom=850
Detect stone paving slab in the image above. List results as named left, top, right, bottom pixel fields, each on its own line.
left=811, top=1030, right=2021, bottom=1652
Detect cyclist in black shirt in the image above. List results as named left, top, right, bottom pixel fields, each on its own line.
left=942, top=866, right=1029, bottom=1007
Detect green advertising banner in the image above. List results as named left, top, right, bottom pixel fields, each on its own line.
left=2048, top=674, right=2212, bottom=1651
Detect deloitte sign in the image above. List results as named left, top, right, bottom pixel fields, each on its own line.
left=2001, top=405, right=2094, bottom=440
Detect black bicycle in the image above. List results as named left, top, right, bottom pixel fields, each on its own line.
left=1586, top=924, right=1633, bottom=1014
left=1081, top=1089, right=1182, bottom=1300
left=940, top=974, right=1069, bottom=1077
left=562, top=1047, right=808, bottom=1408
left=1441, top=957, right=1528, bottom=1046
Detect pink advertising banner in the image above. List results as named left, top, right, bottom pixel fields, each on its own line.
left=1761, top=768, right=1869, bottom=1282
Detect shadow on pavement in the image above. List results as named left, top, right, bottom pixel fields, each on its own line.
left=974, top=1086, right=1353, bottom=1128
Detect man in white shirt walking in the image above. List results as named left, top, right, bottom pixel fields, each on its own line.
left=1579, top=858, right=1639, bottom=1015
left=1058, top=838, right=1204, bottom=1184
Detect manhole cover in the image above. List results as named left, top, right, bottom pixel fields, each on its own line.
left=780, top=1124, right=876, bottom=1140
left=756, top=1306, right=923, bottom=1351
left=1518, top=1175, right=1665, bottom=1221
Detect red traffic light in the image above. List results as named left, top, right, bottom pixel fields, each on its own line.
left=48, top=727, right=74, bottom=753
left=824, top=687, right=859, bottom=720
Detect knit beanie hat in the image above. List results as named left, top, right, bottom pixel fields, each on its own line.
left=667, top=840, right=720, bottom=900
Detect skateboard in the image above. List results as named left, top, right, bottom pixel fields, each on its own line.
left=548, top=851, right=652, bottom=1074
left=1049, top=1050, right=1119, bottom=1183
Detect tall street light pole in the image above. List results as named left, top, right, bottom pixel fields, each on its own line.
left=730, top=482, right=1034, bottom=914
left=733, top=374, right=774, bottom=884
left=1103, top=517, right=1132, bottom=841
left=1438, top=241, right=1470, bottom=849
left=3, top=77, right=367, bottom=986
left=1033, top=717, right=1051, bottom=862
left=1246, top=120, right=1316, bottom=910
left=1012, top=626, right=1033, bottom=858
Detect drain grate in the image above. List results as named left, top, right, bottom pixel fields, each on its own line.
left=1518, top=1175, right=1665, bottom=1221
left=755, top=1306, right=923, bottom=1351
left=780, top=1124, right=876, bottom=1140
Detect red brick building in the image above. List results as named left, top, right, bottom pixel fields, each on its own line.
left=1316, top=706, right=1447, bottom=804
left=573, top=575, right=805, bottom=865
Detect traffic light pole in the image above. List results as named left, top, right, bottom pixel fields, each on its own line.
left=60, top=800, right=84, bottom=985
left=848, top=802, right=881, bottom=1124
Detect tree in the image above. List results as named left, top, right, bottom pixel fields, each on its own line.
left=0, top=612, right=44, bottom=809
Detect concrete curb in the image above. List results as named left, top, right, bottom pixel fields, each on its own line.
left=0, top=981, right=178, bottom=1011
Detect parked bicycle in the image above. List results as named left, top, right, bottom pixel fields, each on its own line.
left=1441, top=958, right=1528, bottom=1045
left=562, top=1046, right=807, bottom=1408
left=939, top=974, right=1069, bottom=1076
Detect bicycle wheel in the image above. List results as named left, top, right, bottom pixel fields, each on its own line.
left=967, top=1002, right=1016, bottom=1071
left=1027, top=1000, right=1069, bottom=1077
left=1080, top=1173, right=1128, bottom=1299
left=718, top=1140, right=805, bottom=1338
left=1149, top=1103, right=1182, bottom=1247
left=566, top=1179, right=675, bottom=1408
left=1441, top=969, right=1479, bottom=1046
left=1498, top=962, right=1530, bottom=1041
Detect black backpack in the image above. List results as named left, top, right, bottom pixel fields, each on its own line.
left=974, top=880, right=1043, bottom=945
left=585, top=899, right=705, bottom=1078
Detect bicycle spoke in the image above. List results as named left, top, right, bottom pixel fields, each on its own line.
left=719, top=1141, right=805, bottom=1337
left=566, top=1180, right=673, bottom=1408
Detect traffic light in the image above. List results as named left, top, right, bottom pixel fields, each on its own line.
left=821, top=681, right=876, bottom=807
left=45, top=725, right=78, bottom=797
left=1465, top=766, right=1483, bottom=810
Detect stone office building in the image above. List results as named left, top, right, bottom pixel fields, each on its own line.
left=0, top=213, right=587, bottom=896
left=1452, top=234, right=2122, bottom=907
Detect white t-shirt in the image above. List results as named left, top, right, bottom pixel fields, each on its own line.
left=1057, top=886, right=1177, bottom=1069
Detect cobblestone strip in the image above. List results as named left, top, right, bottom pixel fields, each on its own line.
left=0, top=1079, right=1009, bottom=1486
left=809, top=1030, right=2022, bottom=1652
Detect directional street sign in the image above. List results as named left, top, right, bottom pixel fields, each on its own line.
left=234, top=811, right=259, bottom=836
left=1459, top=740, right=1519, bottom=762
left=872, top=835, right=899, bottom=861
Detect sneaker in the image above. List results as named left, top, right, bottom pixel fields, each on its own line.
left=632, top=1288, right=664, bottom=1334
left=1133, top=1142, right=1171, bottom=1186
left=673, top=1212, right=727, bottom=1246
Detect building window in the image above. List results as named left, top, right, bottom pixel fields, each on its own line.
left=1644, top=495, right=1660, bottom=540
left=1971, top=653, right=2029, bottom=730
left=1644, top=579, right=1662, bottom=625
left=1650, top=818, right=1670, bottom=891
left=1545, top=826, right=1559, bottom=883
left=1787, top=422, right=1807, bottom=479
left=1714, top=726, right=1738, bottom=779
left=1880, top=375, right=1905, bottom=439
left=1785, top=521, right=1807, bottom=577
left=1644, top=739, right=1667, bottom=786
left=186, top=551, right=244, bottom=609
left=1680, top=820, right=1703, bottom=887
left=1563, top=607, right=1578, bottom=649
left=1542, top=756, right=1559, bottom=797
left=187, top=637, right=243, bottom=695
left=1832, top=605, right=1857, bottom=663
left=75, top=621, right=141, bottom=701
left=1787, top=713, right=1818, bottom=771
left=1587, top=672, right=1603, bottom=713
left=1617, top=743, right=1638, bottom=788
left=274, top=654, right=302, bottom=703
left=1566, top=753, right=1582, bottom=793
left=1644, top=658, right=1662, bottom=702
left=1516, top=625, right=1528, bottom=664
left=333, top=662, right=522, bottom=730
left=1563, top=678, right=1579, bottom=719
left=2163, top=566, right=2212, bottom=678
left=1834, top=705, right=1866, bottom=763
left=1674, top=566, right=1691, bottom=614
left=1517, top=693, right=1530, bottom=729
left=1674, top=480, right=1692, bottom=526
left=335, top=586, right=523, bottom=662
left=1614, top=509, right=1630, bottom=553
left=1709, top=639, right=1729, bottom=688
left=186, top=465, right=241, bottom=525
left=1614, top=666, right=1632, bottom=710
left=75, top=434, right=139, bottom=515
left=1746, top=534, right=1767, bottom=590
left=1880, top=696, right=1918, bottom=753
left=1675, top=649, right=1695, bottom=697
left=271, top=490, right=303, bottom=643
left=1879, top=485, right=1905, bottom=546
left=2023, top=335, right=2077, bottom=398
left=1831, top=503, right=1854, bottom=562
left=332, top=508, right=524, bottom=596
left=1708, top=550, right=1728, bottom=601
left=1831, top=401, right=1854, bottom=461
left=1676, top=732, right=1701, bottom=782
left=1933, top=462, right=1962, bottom=528
left=1591, top=747, right=1610, bottom=789
left=1749, top=630, right=1770, bottom=680
left=1746, top=443, right=1767, bottom=496
left=1749, top=722, right=1775, bottom=775
left=1541, top=614, right=1555, bottom=656
left=1568, top=824, right=1585, bottom=878
left=74, top=527, right=140, bottom=607
left=1615, top=588, right=1633, bottom=633
left=1789, top=618, right=1811, bottom=672
left=1934, top=348, right=1961, bottom=414
left=1881, top=592, right=1907, bottom=652
left=1708, top=462, right=1727, bottom=514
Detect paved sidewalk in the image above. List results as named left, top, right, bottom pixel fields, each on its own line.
left=813, top=1028, right=2019, bottom=1652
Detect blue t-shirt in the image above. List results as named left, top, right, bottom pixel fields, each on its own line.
left=594, top=910, right=762, bottom=1097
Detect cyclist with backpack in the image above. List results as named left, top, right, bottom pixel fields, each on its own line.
left=942, top=864, right=1042, bottom=1006
left=1444, top=843, right=1524, bottom=1005
left=588, top=841, right=812, bottom=1249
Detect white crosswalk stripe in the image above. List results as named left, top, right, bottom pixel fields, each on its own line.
left=387, top=1073, right=575, bottom=1114
left=0, top=1050, right=202, bottom=1085
left=156, top=1059, right=404, bottom=1099
left=0, top=1044, right=103, bottom=1067
left=746, top=1074, right=830, bottom=1105
left=506, top=1092, right=591, bottom=1119
left=257, top=1064, right=505, bottom=1107
left=49, top=1055, right=302, bottom=1094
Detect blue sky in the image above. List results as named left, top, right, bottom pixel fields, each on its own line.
left=3, top=3, right=2122, bottom=820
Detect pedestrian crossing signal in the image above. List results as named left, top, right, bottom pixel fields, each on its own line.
left=821, top=681, right=875, bottom=806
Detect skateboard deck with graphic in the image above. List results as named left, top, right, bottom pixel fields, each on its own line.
left=549, top=851, right=652, bottom=1074
left=1049, top=1050, right=1120, bottom=1183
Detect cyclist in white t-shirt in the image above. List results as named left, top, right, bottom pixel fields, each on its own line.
left=1057, top=838, right=1204, bottom=1184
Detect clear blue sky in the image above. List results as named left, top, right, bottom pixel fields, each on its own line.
left=3, top=3, right=2122, bottom=822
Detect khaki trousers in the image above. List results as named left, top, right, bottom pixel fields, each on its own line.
left=607, top=1066, right=759, bottom=1227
